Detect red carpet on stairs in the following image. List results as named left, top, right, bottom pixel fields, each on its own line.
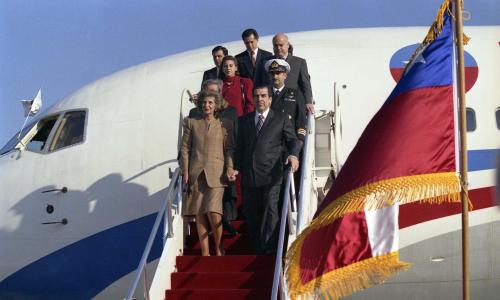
left=165, top=220, right=277, bottom=300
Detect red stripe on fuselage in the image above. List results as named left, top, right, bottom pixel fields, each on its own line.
left=399, top=186, right=497, bottom=229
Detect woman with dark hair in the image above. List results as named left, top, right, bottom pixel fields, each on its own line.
left=180, top=92, right=235, bottom=256
left=221, top=56, right=254, bottom=117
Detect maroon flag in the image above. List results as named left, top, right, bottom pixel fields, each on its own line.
left=286, top=1, right=464, bottom=298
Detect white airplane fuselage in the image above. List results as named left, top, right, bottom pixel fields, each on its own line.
left=0, top=25, right=499, bottom=299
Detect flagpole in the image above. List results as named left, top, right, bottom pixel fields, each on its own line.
left=16, top=114, right=30, bottom=143
left=453, top=1, right=469, bottom=299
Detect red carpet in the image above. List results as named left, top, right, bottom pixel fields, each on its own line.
left=165, top=220, right=276, bottom=299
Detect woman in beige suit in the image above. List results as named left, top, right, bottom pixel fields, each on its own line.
left=180, top=91, right=235, bottom=256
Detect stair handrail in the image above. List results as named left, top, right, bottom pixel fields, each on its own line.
left=296, top=112, right=314, bottom=234
left=272, top=112, right=317, bottom=300
left=271, top=170, right=295, bottom=300
left=124, top=167, right=182, bottom=300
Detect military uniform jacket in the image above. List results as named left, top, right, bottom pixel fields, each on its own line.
left=271, top=87, right=307, bottom=142
left=235, top=110, right=300, bottom=187
left=180, top=117, right=234, bottom=188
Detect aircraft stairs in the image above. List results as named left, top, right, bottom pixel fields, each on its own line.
left=124, top=89, right=342, bottom=300
left=165, top=212, right=275, bottom=299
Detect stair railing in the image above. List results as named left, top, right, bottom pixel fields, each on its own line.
left=124, top=167, right=182, bottom=300
left=297, top=112, right=315, bottom=235
left=271, top=169, right=296, bottom=300
left=271, top=112, right=316, bottom=300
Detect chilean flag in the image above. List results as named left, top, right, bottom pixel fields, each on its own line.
left=390, top=44, right=478, bottom=92
left=286, top=2, right=462, bottom=299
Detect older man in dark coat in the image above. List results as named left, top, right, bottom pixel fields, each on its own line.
left=255, top=33, right=315, bottom=113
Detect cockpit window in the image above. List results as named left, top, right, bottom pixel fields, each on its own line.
left=0, top=122, right=37, bottom=155
left=25, top=117, right=59, bottom=152
left=0, top=110, right=87, bottom=156
left=49, top=111, right=86, bottom=151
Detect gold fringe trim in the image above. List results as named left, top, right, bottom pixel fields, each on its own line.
left=404, top=0, right=469, bottom=74
left=305, top=172, right=460, bottom=233
left=462, top=34, right=470, bottom=45
left=286, top=252, right=411, bottom=300
left=285, top=172, right=461, bottom=298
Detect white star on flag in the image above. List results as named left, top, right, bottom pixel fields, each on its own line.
left=403, top=45, right=428, bottom=76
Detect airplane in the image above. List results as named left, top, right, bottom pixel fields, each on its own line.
left=0, top=2, right=498, bottom=299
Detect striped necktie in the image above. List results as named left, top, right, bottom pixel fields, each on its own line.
left=256, top=114, right=265, bottom=133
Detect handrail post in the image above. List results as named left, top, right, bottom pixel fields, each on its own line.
left=176, top=175, right=183, bottom=215
left=167, top=189, right=174, bottom=239
left=143, top=266, right=150, bottom=300
left=271, top=170, right=292, bottom=300
left=290, top=172, right=297, bottom=212
left=163, top=190, right=169, bottom=246
left=287, top=173, right=296, bottom=235
left=297, top=112, right=313, bottom=234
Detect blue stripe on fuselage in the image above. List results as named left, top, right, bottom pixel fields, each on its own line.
left=469, top=149, right=499, bottom=172
left=0, top=213, right=163, bottom=300
left=0, top=149, right=497, bottom=299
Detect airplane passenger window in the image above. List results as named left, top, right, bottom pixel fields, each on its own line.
left=25, top=117, right=59, bottom=152
left=496, top=108, right=500, bottom=130
left=466, top=108, right=476, bottom=132
left=49, top=111, right=86, bottom=151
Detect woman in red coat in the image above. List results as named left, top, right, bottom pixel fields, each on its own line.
left=221, top=56, right=254, bottom=117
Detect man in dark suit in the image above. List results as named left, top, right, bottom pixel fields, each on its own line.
left=235, top=29, right=272, bottom=82
left=255, top=33, right=315, bottom=113
left=233, top=85, right=300, bottom=254
left=201, top=46, right=228, bottom=86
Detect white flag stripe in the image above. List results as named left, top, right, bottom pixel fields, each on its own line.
left=30, top=88, right=42, bottom=115
left=365, top=205, right=399, bottom=256
left=20, top=100, right=34, bottom=117
left=19, top=88, right=42, bottom=117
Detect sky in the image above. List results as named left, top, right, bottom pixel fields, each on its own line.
left=1, top=0, right=498, bottom=146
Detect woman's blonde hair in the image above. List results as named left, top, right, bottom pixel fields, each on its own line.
left=198, top=91, right=227, bottom=117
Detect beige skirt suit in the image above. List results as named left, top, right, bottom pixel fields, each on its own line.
left=180, top=117, right=234, bottom=216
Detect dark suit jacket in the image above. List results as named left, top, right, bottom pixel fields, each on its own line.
left=201, top=67, right=220, bottom=87
left=235, top=48, right=272, bottom=81
left=235, top=109, right=300, bottom=187
left=271, top=87, right=307, bottom=142
left=255, top=55, right=313, bottom=104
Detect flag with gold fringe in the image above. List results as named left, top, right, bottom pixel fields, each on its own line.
left=285, top=1, right=465, bottom=299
